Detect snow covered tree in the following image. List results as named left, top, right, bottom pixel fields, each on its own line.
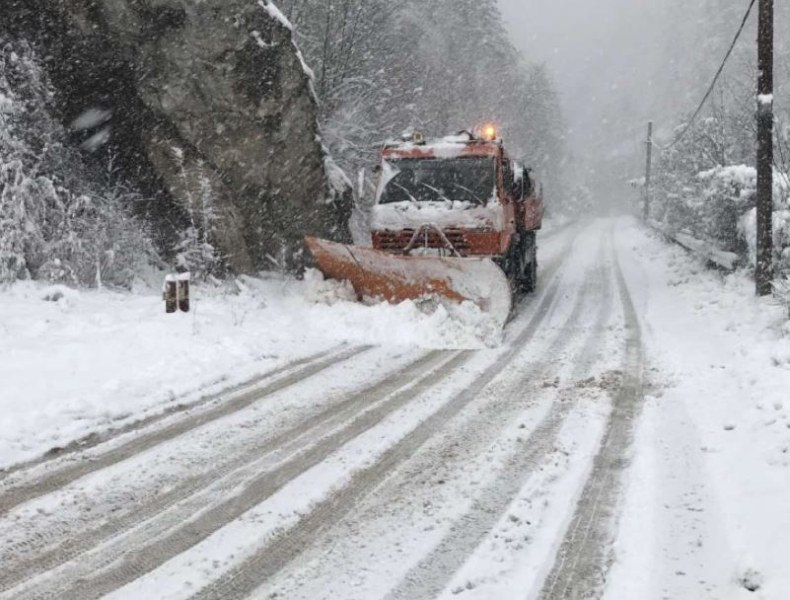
left=172, top=151, right=220, bottom=280
left=0, top=39, right=155, bottom=287
left=647, top=0, right=790, bottom=273
left=276, top=0, right=568, bottom=204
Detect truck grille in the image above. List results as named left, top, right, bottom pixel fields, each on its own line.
left=374, top=229, right=471, bottom=255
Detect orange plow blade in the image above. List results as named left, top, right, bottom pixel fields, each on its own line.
left=305, top=237, right=512, bottom=327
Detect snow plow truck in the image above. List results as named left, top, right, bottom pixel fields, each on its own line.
left=306, top=126, right=544, bottom=328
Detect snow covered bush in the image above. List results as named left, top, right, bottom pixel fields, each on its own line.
left=697, top=165, right=756, bottom=255
left=651, top=106, right=750, bottom=238
left=734, top=169, right=790, bottom=270
left=646, top=56, right=790, bottom=291
left=649, top=92, right=790, bottom=277
left=0, top=39, right=155, bottom=288
left=170, top=150, right=220, bottom=281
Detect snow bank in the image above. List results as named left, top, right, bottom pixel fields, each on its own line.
left=299, top=269, right=504, bottom=348
left=606, top=218, right=790, bottom=599
left=0, top=271, right=500, bottom=469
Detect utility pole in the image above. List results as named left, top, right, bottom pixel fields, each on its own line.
left=643, top=121, right=653, bottom=221
left=756, top=0, right=774, bottom=296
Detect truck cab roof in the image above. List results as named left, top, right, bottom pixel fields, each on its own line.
left=382, top=131, right=504, bottom=161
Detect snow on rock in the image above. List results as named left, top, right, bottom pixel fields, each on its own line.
left=3, top=0, right=353, bottom=274
left=323, top=151, right=354, bottom=198
left=69, top=107, right=112, bottom=132
left=0, top=91, right=15, bottom=114
left=255, top=1, right=320, bottom=98
left=0, top=272, right=500, bottom=469
left=258, top=0, right=293, bottom=31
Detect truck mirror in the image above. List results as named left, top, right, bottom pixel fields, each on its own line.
left=523, top=169, right=534, bottom=197
left=513, top=166, right=525, bottom=202
left=356, top=168, right=366, bottom=204
left=512, top=178, right=523, bottom=201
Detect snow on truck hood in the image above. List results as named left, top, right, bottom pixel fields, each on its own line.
left=371, top=201, right=504, bottom=230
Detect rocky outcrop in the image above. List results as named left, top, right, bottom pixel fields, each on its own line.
left=2, top=0, right=352, bottom=273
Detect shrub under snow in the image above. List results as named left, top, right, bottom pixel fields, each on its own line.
left=653, top=159, right=790, bottom=272
left=0, top=39, right=155, bottom=288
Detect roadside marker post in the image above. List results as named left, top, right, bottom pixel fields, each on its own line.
left=177, top=273, right=191, bottom=313
left=163, top=273, right=191, bottom=313
left=164, top=275, right=177, bottom=314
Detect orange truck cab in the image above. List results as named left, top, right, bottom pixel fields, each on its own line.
left=369, top=129, right=544, bottom=292
left=304, top=127, right=543, bottom=328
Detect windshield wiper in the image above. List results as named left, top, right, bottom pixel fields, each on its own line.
left=451, top=183, right=485, bottom=205
left=419, top=182, right=452, bottom=204
left=392, top=182, right=419, bottom=203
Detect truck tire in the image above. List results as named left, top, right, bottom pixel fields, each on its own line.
left=518, top=233, right=537, bottom=294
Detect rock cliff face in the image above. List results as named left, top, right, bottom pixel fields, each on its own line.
left=2, top=0, right=351, bottom=273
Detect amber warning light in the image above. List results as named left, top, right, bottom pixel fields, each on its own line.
left=480, top=123, right=498, bottom=141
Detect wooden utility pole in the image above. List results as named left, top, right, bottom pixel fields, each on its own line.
left=756, top=0, right=774, bottom=296
left=644, top=121, right=653, bottom=221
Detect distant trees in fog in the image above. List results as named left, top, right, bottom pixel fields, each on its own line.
left=278, top=0, right=568, bottom=206
left=648, top=0, right=790, bottom=274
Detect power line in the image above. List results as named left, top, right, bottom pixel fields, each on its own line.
left=660, top=0, right=757, bottom=150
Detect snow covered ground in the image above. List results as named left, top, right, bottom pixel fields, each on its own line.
left=1, top=217, right=789, bottom=600
left=0, top=269, right=504, bottom=471
left=606, top=219, right=790, bottom=600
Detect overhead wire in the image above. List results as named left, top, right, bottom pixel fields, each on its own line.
left=657, top=0, right=758, bottom=151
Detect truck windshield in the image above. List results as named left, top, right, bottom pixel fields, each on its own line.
left=377, top=156, right=496, bottom=206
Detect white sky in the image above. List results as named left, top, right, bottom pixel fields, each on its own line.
left=498, top=0, right=683, bottom=161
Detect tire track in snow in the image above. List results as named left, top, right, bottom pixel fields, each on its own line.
left=11, top=349, right=474, bottom=600
left=3, top=222, right=582, bottom=600
left=0, top=345, right=348, bottom=483
left=189, top=228, right=585, bottom=600
left=0, top=346, right=367, bottom=515
left=382, top=235, right=615, bottom=600
left=0, top=350, right=451, bottom=594
left=537, top=236, right=645, bottom=600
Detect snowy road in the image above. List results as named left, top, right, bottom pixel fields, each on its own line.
left=0, top=220, right=641, bottom=599
left=0, top=218, right=725, bottom=600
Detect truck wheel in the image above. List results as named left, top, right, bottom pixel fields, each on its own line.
left=523, top=255, right=537, bottom=293
left=518, top=235, right=537, bottom=294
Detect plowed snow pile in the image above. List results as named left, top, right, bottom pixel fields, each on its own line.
left=0, top=272, right=500, bottom=469
left=301, top=269, right=504, bottom=347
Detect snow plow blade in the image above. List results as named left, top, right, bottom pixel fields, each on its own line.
left=305, top=237, right=512, bottom=327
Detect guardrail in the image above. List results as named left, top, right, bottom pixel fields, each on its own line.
left=647, top=220, right=740, bottom=272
